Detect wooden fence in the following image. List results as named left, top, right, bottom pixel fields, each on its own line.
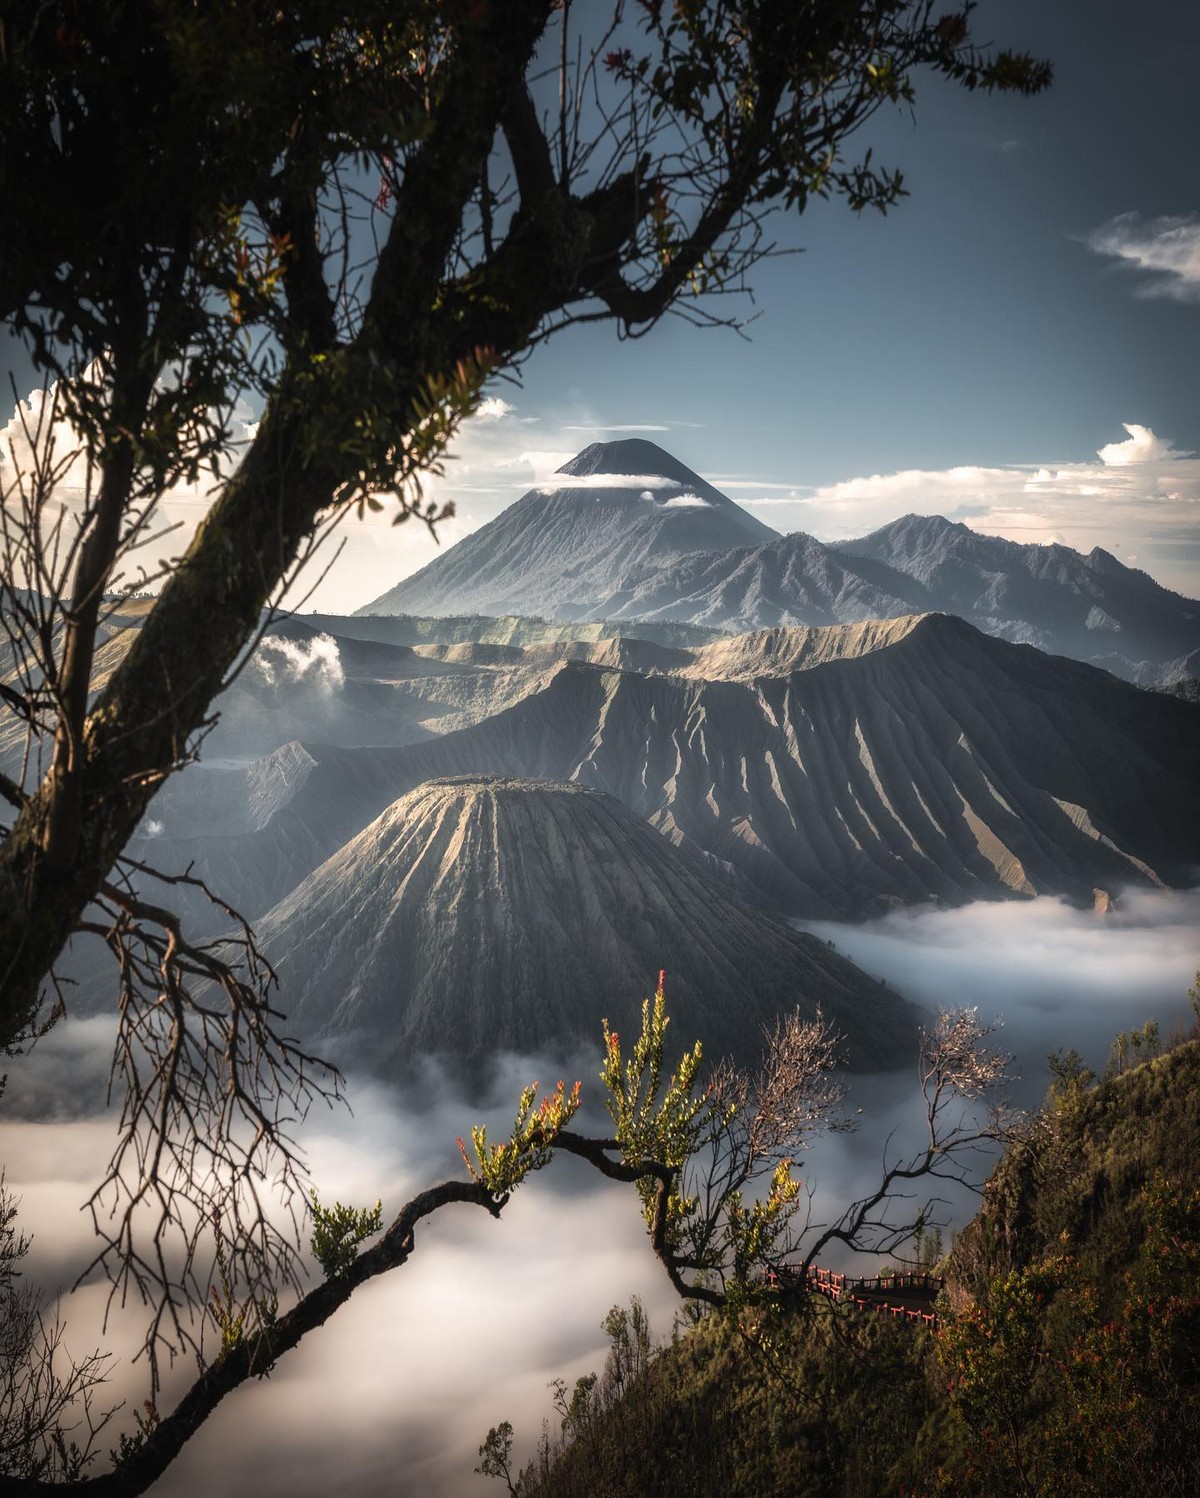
left=762, top=1264, right=943, bottom=1329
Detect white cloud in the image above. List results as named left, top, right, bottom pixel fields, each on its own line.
left=714, top=479, right=806, bottom=491
left=1097, top=421, right=1188, bottom=466
left=1087, top=212, right=1200, bottom=302
left=562, top=421, right=703, bottom=433
left=474, top=396, right=516, bottom=421
left=662, top=492, right=710, bottom=508
left=535, top=472, right=681, bottom=494
left=803, top=887, right=1200, bottom=1097
left=251, top=633, right=345, bottom=695
left=564, top=422, right=671, bottom=433
left=515, top=449, right=575, bottom=482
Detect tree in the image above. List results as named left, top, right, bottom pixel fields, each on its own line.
left=0, top=1, right=1047, bottom=1488
left=0, top=0, right=1049, bottom=1029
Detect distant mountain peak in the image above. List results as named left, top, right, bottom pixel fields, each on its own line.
left=869, top=513, right=970, bottom=546
left=359, top=439, right=775, bottom=618
left=557, top=438, right=706, bottom=485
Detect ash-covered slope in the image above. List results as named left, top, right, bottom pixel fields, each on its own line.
left=161, top=615, right=1200, bottom=926
left=255, top=777, right=912, bottom=1072
left=682, top=617, right=926, bottom=681
left=359, top=439, right=775, bottom=619
left=598, top=529, right=926, bottom=628
left=590, top=515, right=1199, bottom=678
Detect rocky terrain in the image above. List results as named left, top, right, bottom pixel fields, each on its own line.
left=145, top=613, right=1200, bottom=931
left=45, top=440, right=1197, bottom=1073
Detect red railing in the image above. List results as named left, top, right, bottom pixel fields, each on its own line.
left=761, top=1265, right=944, bottom=1329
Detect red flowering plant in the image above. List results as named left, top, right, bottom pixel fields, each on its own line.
left=457, top=1080, right=583, bottom=1196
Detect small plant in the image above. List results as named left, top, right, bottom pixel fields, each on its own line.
left=1104, top=1018, right=1162, bottom=1079
left=458, top=1079, right=582, bottom=1195
left=111, top=1402, right=160, bottom=1470
left=309, top=1193, right=384, bottom=1280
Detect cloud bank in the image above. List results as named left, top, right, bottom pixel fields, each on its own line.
left=1087, top=213, right=1200, bottom=303
left=802, top=887, right=1200, bottom=1098
left=4, top=890, right=1198, bottom=1495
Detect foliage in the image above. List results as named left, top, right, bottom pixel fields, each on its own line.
left=1103, top=1017, right=1161, bottom=1080
left=601, top=977, right=717, bottom=1257
left=308, top=1193, right=384, bottom=1280
left=476, top=1420, right=519, bottom=1497
left=507, top=1294, right=935, bottom=1498
left=511, top=1029, right=1200, bottom=1498
left=458, top=1079, right=582, bottom=1194
left=932, top=1178, right=1200, bottom=1495
left=561, top=979, right=1017, bottom=1313
left=953, top=1036, right=1200, bottom=1303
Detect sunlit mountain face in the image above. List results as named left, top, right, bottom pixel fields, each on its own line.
left=362, top=441, right=1200, bottom=684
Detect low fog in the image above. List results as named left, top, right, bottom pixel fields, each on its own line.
left=802, top=885, right=1200, bottom=1103
left=3, top=888, right=1197, bottom=1495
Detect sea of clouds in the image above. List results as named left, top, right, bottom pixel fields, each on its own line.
left=3, top=886, right=1198, bottom=1495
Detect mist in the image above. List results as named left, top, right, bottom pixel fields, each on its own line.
left=801, top=885, right=1200, bottom=1103
left=2, top=887, right=1197, bottom=1495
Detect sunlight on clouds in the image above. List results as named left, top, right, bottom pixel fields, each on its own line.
left=535, top=472, right=680, bottom=494
left=1088, top=212, right=1200, bottom=302
left=1097, top=421, right=1188, bottom=466
left=474, top=396, right=515, bottom=421
left=564, top=421, right=671, bottom=432
left=1, top=377, right=261, bottom=595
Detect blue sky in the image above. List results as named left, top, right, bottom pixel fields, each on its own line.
left=328, top=0, right=1200, bottom=609
left=4, top=0, right=1197, bottom=610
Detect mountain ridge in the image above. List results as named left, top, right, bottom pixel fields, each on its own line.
left=358, top=441, right=1198, bottom=679
left=148, top=613, right=1200, bottom=928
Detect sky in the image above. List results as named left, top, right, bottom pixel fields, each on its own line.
left=298, top=0, right=1200, bottom=607
left=3, top=0, right=1198, bottom=612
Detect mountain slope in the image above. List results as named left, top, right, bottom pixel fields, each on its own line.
left=585, top=514, right=1199, bottom=676
left=354, top=437, right=1197, bottom=676
left=514, top=1037, right=1200, bottom=1498
left=835, top=512, right=1200, bottom=672
left=156, top=615, right=1200, bottom=926
left=596, top=529, right=926, bottom=628
left=359, top=439, right=776, bottom=619
left=253, top=777, right=911, bottom=1071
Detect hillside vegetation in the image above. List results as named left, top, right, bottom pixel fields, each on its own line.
left=491, top=1031, right=1200, bottom=1497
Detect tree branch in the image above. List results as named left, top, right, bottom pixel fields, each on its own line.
left=0, top=1180, right=506, bottom=1498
